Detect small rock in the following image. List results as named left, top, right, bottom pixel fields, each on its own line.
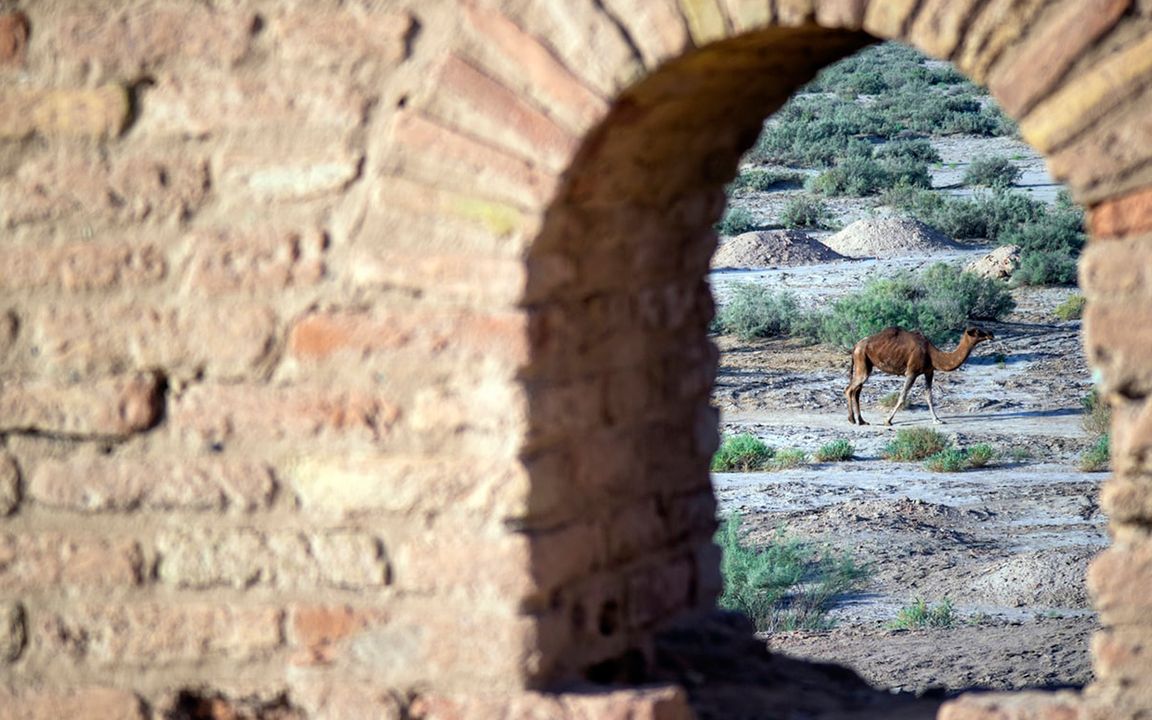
left=966, top=244, right=1021, bottom=280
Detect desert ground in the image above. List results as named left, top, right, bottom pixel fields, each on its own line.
left=708, top=135, right=1105, bottom=697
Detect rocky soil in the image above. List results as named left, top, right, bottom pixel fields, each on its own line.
left=709, top=134, right=1105, bottom=698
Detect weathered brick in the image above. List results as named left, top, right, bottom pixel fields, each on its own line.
left=388, top=111, right=558, bottom=210
left=0, top=150, right=208, bottom=228
left=289, top=605, right=390, bottom=666
left=627, top=556, right=694, bottom=628
left=1047, top=90, right=1152, bottom=200
left=156, top=528, right=387, bottom=589
left=290, top=678, right=404, bottom=720
left=862, top=0, right=919, bottom=38
left=37, top=603, right=282, bottom=666
left=0, top=453, right=18, bottom=516
left=218, top=145, right=363, bottom=202
left=954, top=0, right=1048, bottom=83
left=349, top=247, right=530, bottom=305
left=1089, top=187, right=1152, bottom=238
left=392, top=529, right=534, bottom=598
left=185, top=227, right=326, bottom=293
left=269, top=9, right=412, bottom=73
left=169, top=384, right=399, bottom=447
left=410, top=379, right=527, bottom=443
left=36, top=303, right=277, bottom=381
left=1021, top=30, right=1152, bottom=153
left=718, top=0, right=771, bottom=32
left=606, top=499, right=668, bottom=563
left=0, top=85, right=129, bottom=139
left=0, top=601, right=24, bottom=662
left=814, top=0, right=866, bottom=29
left=678, top=0, right=730, bottom=43
left=0, top=373, right=161, bottom=438
left=47, top=5, right=255, bottom=81
left=29, top=455, right=275, bottom=513
left=428, top=55, right=578, bottom=173
left=905, top=0, right=983, bottom=59
left=939, top=690, right=1086, bottom=720
left=990, top=0, right=1131, bottom=118
left=0, top=688, right=145, bottom=720
left=288, top=454, right=528, bottom=518
left=0, top=239, right=165, bottom=294
left=461, top=2, right=608, bottom=134
left=599, top=0, right=690, bottom=67
left=0, top=12, right=29, bottom=66
left=1083, top=300, right=1152, bottom=396
left=1101, top=476, right=1152, bottom=523
left=0, top=533, right=142, bottom=592
left=1078, top=235, right=1150, bottom=298
left=1087, top=541, right=1152, bottom=625
left=288, top=309, right=529, bottom=368
left=410, top=686, right=692, bottom=720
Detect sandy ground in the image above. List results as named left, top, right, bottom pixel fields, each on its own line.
left=709, top=136, right=1106, bottom=697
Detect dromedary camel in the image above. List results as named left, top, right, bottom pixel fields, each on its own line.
left=845, top=326, right=994, bottom=426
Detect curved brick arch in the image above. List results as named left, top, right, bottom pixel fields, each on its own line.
left=387, top=0, right=1152, bottom=716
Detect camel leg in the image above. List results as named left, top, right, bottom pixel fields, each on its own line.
left=925, top=372, right=944, bottom=424
left=885, top=373, right=917, bottom=426
left=846, top=349, right=871, bottom=425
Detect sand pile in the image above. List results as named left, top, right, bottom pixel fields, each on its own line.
left=712, top=230, right=847, bottom=269
left=822, top=218, right=959, bottom=258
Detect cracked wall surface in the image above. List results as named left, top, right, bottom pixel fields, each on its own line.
left=0, top=0, right=1150, bottom=718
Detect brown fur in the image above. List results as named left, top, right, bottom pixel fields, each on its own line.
left=845, top=326, right=994, bottom=426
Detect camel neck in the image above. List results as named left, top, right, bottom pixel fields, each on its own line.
left=928, top=336, right=975, bottom=371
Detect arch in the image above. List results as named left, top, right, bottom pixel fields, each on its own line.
left=390, top=0, right=1152, bottom=715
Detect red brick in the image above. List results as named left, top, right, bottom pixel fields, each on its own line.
left=288, top=605, right=390, bottom=665
left=169, top=383, right=399, bottom=447
left=1087, top=541, right=1152, bottom=625
left=288, top=309, right=530, bottom=368
left=47, top=6, right=255, bottom=81
left=29, top=455, right=275, bottom=513
left=457, top=4, right=607, bottom=134
left=0, top=373, right=161, bottom=438
left=37, top=303, right=277, bottom=382
left=989, top=0, right=1131, bottom=117
left=429, top=54, right=578, bottom=172
left=36, top=603, right=282, bottom=666
left=0, top=85, right=129, bottom=139
left=0, top=688, right=144, bottom=720
left=598, top=0, right=690, bottom=68
left=0, top=239, right=165, bottom=294
left=0, top=533, right=142, bottom=592
left=185, top=226, right=326, bottom=293
left=0, top=452, right=18, bottom=516
left=155, top=528, right=387, bottom=590
left=270, top=9, right=412, bottom=72
left=388, top=111, right=558, bottom=210
left=349, top=247, right=529, bottom=305
left=0, top=12, right=29, bottom=66
left=1090, top=187, right=1152, bottom=238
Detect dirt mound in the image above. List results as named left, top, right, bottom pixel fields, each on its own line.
left=823, top=218, right=959, bottom=258
left=965, top=549, right=1094, bottom=608
left=712, top=230, right=847, bottom=269
left=966, top=244, right=1021, bottom=280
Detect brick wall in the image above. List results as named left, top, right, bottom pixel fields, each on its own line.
left=1, top=0, right=1151, bottom=718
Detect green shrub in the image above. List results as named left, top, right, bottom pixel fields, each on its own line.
left=1007, top=446, right=1035, bottom=463
left=1081, top=388, right=1111, bottom=437
left=804, top=263, right=1014, bottom=348
left=717, top=514, right=869, bottom=632
left=888, top=597, right=956, bottom=630
left=882, top=188, right=1046, bottom=242
left=770, top=448, right=808, bottom=470
left=779, top=194, right=835, bottom=229
left=808, top=155, right=932, bottom=197
left=1054, top=295, right=1086, bottom=321
left=1080, top=434, right=1110, bottom=473
left=966, top=443, right=995, bottom=468
left=924, top=448, right=968, bottom=472
left=730, top=168, right=804, bottom=192
left=714, top=285, right=800, bottom=340
left=715, top=207, right=758, bottom=236
left=884, top=428, right=949, bottom=461
left=963, top=156, right=1022, bottom=188
left=814, top=439, right=855, bottom=462
left=874, top=138, right=941, bottom=163
left=712, top=434, right=775, bottom=472
left=1003, top=195, right=1086, bottom=286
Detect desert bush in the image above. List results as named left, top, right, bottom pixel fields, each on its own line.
left=779, top=194, right=835, bottom=229
left=717, top=515, right=869, bottom=632
left=924, top=448, right=968, bottom=472
left=888, top=597, right=956, bottom=629
left=1081, top=388, right=1111, bottom=437
left=1013, top=251, right=1080, bottom=286
left=882, top=188, right=1046, bottom=242
left=770, top=449, right=808, bottom=470
left=966, top=443, right=995, bottom=468
left=1054, top=295, right=1086, bottom=321
left=814, top=439, right=855, bottom=462
left=712, top=434, right=775, bottom=472
left=715, top=207, right=758, bottom=236
left=714, top=285, right=800, bottom=340
left=804, top=263, right=1014, bottom=348
left=963, top=156, right=1022, bottom=188
left=808, top=155, right=931, bottom=197
left=1080, top=434, right=1110, bottom=473
left=874, top=138, right=941, bottom=163
left=884, top=427, right=949, bottom=461
left=730, top=168, right=804, bottom=192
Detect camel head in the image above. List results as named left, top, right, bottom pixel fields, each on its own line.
left=963, top=326, right=994, bottom=346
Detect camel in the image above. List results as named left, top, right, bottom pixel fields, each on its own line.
left=845, top=326, right=994, bottom=426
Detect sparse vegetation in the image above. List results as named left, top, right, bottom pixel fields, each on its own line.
left=716, top=206, right=758, bottom=236
left=879, top=392, right=909, bottom=410
left=815, top=439, right=855, bottom=462
left=966, top=443, right=995, bottom=468
left=713, top=285, right=800, bottom=341
left=923, top=444, right=995, bottom=472
left=1054, top=295, right=1086, bottom=321
left=888, top=597, right=956, bottom=629
left=1081, top=388, right=1111, bottom=436
left=963, top=156, right=1022, bottom=188
left=712, top=434, right=775, bottom=472
left=770, top=448, right=808, bottom=470
left=807, top=153, right=931, bottom=198
left=779, top=194, right=835, bottom=229
left=1080, top=434, right=1110, bottom=473
left=717, top=514, right=870, bottom=632
left=883, top=428, right=949, bottom=461
left=730, top=168, right=804, bottom=192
